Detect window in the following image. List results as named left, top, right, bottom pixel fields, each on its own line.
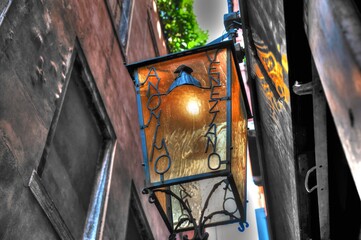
left=104, top=0, right=134, bottom=61
left=119, top=0, right=133, bottom=54
left=125, top=182, right=154, bottom=240
left=29, top=40, right=116, bottom=240
left=147, top=9, right=160, bottom=57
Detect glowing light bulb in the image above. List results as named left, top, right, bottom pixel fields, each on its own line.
left=186, top=99, right=200, bottom=115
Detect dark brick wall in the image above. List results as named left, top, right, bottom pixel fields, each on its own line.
left=0, top=0, right=168, bottom=239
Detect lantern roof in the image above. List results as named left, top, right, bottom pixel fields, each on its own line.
left=126, top=40, right=252, bottom=118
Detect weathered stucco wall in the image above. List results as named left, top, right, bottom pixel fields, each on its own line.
left=0, top=0, right=168, bottom=239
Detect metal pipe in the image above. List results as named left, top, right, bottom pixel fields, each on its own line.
left=83, top=141, right=116, bottom=240
left=227, top=0, right=233, bottom=13
left=226, top=0, right=236, bottom=42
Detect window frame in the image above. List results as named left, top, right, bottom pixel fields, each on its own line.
left=118, top=0, right=134, bottom=55
left=29, top=39, right=117, bottom=240
left=0, top=0, right=13, bottom=26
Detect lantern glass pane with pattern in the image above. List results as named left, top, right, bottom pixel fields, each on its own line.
left=127, top=41, right=250, bottom=234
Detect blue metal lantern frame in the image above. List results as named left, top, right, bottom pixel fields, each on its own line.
left=127, top=40, right=252, bottom=238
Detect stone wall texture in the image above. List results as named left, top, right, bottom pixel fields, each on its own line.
left=0, top=0, right=168, bottom=239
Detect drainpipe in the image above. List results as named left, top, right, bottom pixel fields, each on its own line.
left=227, top=0, right=233, bottom=13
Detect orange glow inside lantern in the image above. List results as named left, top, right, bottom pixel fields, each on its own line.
left=127, top=41, right=251, bottom=234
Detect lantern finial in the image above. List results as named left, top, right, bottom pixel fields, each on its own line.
left=168, top=65, right=202, bottom=93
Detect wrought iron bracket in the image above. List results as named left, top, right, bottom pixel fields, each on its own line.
left=142, top=178, right=242, bottom=240
left=292, top=81, right=313, bottom=96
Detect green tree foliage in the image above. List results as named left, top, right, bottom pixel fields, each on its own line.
left=157, top=0, right=209, bottom=53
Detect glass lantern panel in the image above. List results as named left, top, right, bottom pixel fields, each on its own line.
left=137, top=49, right=229, bottom=184
left=169, top=177, right=241, bottom=231
left=230, top=57, right=248, bottom=208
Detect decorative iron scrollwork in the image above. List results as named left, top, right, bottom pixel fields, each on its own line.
left=143, top=178, right=241, bottom=240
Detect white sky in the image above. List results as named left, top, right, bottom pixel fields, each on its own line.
left=193, top=0, right=229, bottom=43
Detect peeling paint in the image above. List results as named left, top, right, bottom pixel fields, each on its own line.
left=31, top=27, right=44, bottom=49
left=43, top=8, right=52, bottom=33
left=50, top=60, right=58, bottom=76
left=35, top=56, right=45, bottom=83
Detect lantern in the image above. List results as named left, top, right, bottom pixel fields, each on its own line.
left=127, top=40, right=251, bottom=239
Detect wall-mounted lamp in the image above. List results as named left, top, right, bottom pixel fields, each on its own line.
left=127, top=41, right=251, bottom=240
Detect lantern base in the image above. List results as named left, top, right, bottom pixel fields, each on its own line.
left=143, top=178, right=244, bottom=240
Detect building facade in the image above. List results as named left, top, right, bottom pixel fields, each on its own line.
left=0, top=0, right=169, bottom=239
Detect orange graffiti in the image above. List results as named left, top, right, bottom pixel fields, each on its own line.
left=254, top=44, right=290, bottom=105
left=254, top=63, right=284, bottom=114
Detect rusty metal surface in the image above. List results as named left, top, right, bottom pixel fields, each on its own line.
left=305, top=0, right=361, bottom=198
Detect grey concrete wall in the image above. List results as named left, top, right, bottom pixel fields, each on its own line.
left=0, top=0, right=168, bottom=239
